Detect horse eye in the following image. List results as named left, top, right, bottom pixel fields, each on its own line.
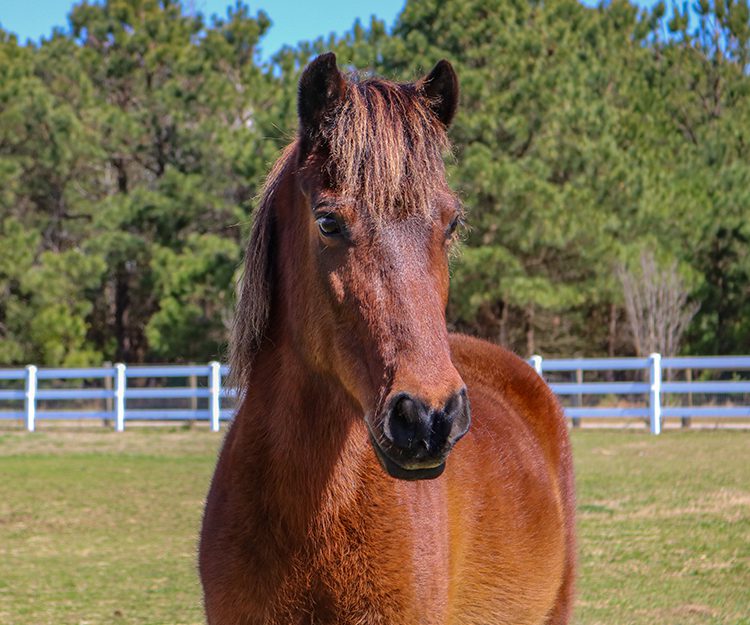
left=316, top=214, right=343, bottom=237
left=446, top=216, right=460, bottom=239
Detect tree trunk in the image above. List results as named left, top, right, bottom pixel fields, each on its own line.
left=607, top=302, right=618, bottom=382
left=498, top=299, right=509, bottom=347
left=525, top=305, right=535, bottom=357
left=112, top=157, right=128, bottom=194
left=115, top=268, right=130, bottom=362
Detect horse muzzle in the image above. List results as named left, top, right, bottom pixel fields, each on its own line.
left=367, top=388, right=471, bottom=481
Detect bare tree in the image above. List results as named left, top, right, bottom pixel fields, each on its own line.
left=617, top=251, right=699, bottom=357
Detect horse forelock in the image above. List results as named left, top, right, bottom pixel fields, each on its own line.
left=231, top=76, right=452, bottom=387
left=321, top=76, right=452, bottom=220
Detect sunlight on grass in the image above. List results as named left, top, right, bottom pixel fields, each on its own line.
left=573, top=431, right=750, bottom=625
left=0, top=427, right=747, bottom=624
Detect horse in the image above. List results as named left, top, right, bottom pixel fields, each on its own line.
left=199, top=53, right=576, bottom=625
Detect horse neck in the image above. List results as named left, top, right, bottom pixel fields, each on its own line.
left=233, top=298, right=369, bottom=542
left=230, top=164, right=373, bottom=540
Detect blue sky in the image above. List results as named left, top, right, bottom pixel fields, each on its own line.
left=1, top=0, right=406, bottom=57
left=2, top=0, right=665, bottom=59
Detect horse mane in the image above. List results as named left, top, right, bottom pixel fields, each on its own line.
left=229, top=74, right=452, bottom=387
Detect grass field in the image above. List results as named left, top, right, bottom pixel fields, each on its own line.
left=0, top=426, right=748, bottom=625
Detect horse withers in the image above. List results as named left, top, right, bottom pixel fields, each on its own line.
left=199, top=53, right=576, bottom=625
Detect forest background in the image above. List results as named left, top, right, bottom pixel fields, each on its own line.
left=1, top=0, right=749, bottom=366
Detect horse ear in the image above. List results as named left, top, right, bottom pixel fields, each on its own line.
left=417, top=60, right=459, bottom=128
left=298, top=52, right=346, bottom=151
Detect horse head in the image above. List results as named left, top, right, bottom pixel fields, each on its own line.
left=235, top=53, right=470, bottom=480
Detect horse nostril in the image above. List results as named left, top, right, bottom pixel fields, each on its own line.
left=394, top=395, right=420, bottom=426
left=444, top=391, right=463, bottom=418
left=383, top=390, right=470, bottom=457
left=444, top=389, right=467, bottom=420
left=444, top=388, right=471, bottom=443
left=384, top=394, right=430, bottom=452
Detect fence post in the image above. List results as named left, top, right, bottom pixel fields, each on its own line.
left=530, top=355, right=543, bottom=376
left=572, top=368, right=582, bottom=428
left=187, top=372, right=198, bottom=429
left=114, top=363, right=126, bottom=432
left=648, top=353, right=662, bottom=435
left=103, top=360, right=113, bottom=428
left=25, top=365, right=37, bottom=432
left=683, top=368, right=692, bottom=429
left=209, top=361, right=221, bottom=432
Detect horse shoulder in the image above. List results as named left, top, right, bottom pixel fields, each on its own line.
left=448, top=333, right=568, bottom=462
left=446, top=333, right=576, bottom=625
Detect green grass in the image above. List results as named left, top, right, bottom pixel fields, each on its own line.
left=573, top=430, right=750, bottom=625
left=0, top=427, right=747, bottom=625
left=0, top=428, right=217, bottom=625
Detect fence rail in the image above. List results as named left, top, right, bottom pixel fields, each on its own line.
left=533, top=353, right=750, bottom=434
left=1, top=354, right=749, bottom=434
left=0, top=362, right=230, bottom=432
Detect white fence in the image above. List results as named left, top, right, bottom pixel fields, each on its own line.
left=1, top=355, right=750, bottom=434
left=0, top=363, right=231, bottom=432
left=533, top=354, right=750, bottom=434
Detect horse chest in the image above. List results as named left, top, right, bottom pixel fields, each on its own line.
left=264, top=502, right=449, bottom=625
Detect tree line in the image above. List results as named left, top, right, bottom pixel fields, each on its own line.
left=1, top=0, right=749, bottom=366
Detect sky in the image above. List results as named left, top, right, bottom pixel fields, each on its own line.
left=2, top=0, right=669, bottom=59
left=1, top=0, right=406, bottom=58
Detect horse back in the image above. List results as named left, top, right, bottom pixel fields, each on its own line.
left=445, top=334, right=576, bottom=624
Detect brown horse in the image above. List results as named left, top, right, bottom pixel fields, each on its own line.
left=199, top=53, right=576, bottom=625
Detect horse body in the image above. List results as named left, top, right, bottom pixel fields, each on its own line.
left=201, top=335, right=573, bottom=625
left=200, top=54, right=575, bottom=625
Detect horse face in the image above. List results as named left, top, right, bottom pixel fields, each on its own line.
left=296, top=54, right=470, bottom=480
left=309, top=193, right=471, bottom=480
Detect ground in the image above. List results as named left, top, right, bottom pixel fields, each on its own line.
left=0, top=426, right=747, bottom=625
